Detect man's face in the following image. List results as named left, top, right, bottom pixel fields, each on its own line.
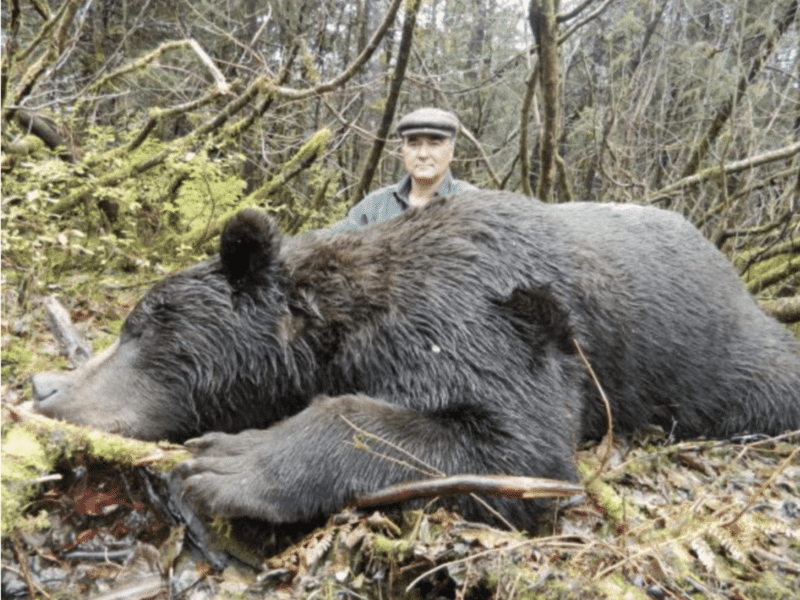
left=401, top=134, right=454, bottom=185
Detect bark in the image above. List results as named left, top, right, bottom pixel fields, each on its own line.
left=529, top=0, right=560, bottom=201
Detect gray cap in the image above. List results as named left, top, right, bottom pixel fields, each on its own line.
left=396, top=107, right=459, bottom=139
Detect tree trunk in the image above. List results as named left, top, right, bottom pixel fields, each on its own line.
left=529, top=0, right=560, bottom=202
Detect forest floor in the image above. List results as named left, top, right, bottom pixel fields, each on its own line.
left=2, top=287, right=799, bottom=600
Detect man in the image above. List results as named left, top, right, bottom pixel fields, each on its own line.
left=329, top=107, right=476, bottom=231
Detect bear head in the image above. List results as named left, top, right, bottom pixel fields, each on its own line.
left=32, top=210, right=313, bottom=441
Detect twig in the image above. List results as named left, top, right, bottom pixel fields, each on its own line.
left=573, top=339, right=615, bottom=483
left=343, top=416, right=578, bottom=532
left=404, top=534, right=588, bottom=594
left=13, top=535, right=51, bottom=599
left=341, top=414, right=442, bottom=477
left=725, top=445, right=799, bottom=526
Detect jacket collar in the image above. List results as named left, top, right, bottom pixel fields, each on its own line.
left=394, top=171, right=456, bottom=207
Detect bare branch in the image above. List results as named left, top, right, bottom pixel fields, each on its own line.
left=681, top=0, right=799, bottom=178
left=558, top=0, right=615, bottom=45
left=43, top=295, right=92, bottom=368
left=649, top=141, right=800, bottom=203
left=187, top=38, right=231, bottom=95
left=262, top=0, right=405, bottom=101
left=355, top=474, right=583, bottom=507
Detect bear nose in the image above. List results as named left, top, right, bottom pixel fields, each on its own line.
left=31, top=372, right=70, bottom=403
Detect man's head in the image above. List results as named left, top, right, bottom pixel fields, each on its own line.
left=397, top=108, right=458, bottom=186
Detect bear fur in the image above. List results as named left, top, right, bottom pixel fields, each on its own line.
left=32, top=191, right=800, bottom=530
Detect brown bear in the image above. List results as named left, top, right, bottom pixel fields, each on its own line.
left=32, top=191, right=800, bottom=529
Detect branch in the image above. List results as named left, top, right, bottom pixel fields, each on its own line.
left=51, top=77, right=265, bottom=215
left=6, top=404, right=190, bottom=470
left=747, top=255, right=800, bottom=294
left=48, top=0, right=404, bottom=217
left=187, top=38, right=230, bottom=96
left=185, top=129, right=332, bottom=246
left=648, top=141, right=800, bottom=203
left=557, top=0, right=597, bottom=22
left=760, top=297, right=800, bottom=324
left=81, top=39, right=191, bottom=98
left=681, top=0, right=799, bottom=178
left=458, top=125, right=502, bottom=187
left=355, top=474, right=583, bottom=507
left=43, top=295, right=92, bottom=369
left=4, top=0, right=80, bottom=113
left=262, top=0, right=405, bottom=101
left=558, top=0, right=615, bottom=45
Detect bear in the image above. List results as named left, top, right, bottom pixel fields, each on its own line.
left=32, top=191, right=800, bottom=530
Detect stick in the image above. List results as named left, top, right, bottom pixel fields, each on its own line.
left=355, top=474, right=583, bottom=507
left=43, top=295, right=92, bottom=368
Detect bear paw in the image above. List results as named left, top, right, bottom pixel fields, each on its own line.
left=176, top=430, right=299, bottom=523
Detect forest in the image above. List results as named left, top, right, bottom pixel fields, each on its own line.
left=1, top=0, right=799, bottom=598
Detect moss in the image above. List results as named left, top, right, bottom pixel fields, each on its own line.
left=7, top=410, right=190, bottom=474
left=741, top=571, right=797, bottom=599
left=372, top=533, right=412, bottom=562
left=1, top=425, right=56, bottom=537
left=578, top=459, right=627, bottom=526
left=2, top=410, right=190, bottom=540
left=596, top=573, right=650, bottom=599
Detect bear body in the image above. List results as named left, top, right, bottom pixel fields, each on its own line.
left=33, top=191, right=800, bottom=529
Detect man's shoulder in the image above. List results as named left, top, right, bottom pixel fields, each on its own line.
left=440, top=174, right=477, bottom=197
left=451, top=178, right=478, bottom=193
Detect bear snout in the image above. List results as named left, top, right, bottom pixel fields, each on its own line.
left=31, top=371, right=72, bottom=405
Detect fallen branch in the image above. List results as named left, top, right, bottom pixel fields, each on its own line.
left=6, top=403, right=190, bottom=470
left=43, top=295, right=92, bottom=368
left=355, top=474, right=582, bottom=507
left=187, top=38, right=230, bottom=95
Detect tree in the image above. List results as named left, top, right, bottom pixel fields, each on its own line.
left=1, top=0, right=797, bottom=322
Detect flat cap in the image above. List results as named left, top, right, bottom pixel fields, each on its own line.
left=396, top=107, right=459, bottom=139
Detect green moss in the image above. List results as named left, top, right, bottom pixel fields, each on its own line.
left=596, top=573, right=650, bottom=599
left=2, top=412, right=189, bottom=539
left=577, top=459, right=627, bottom=526
left=1, top=425, right=56, bottom=537
left=372, top=533, right=412, bottom=562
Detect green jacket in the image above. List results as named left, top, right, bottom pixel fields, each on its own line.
left=329, top=171, right=476, bottom=232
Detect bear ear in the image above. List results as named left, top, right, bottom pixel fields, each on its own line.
left=220, top=208, right=282, bottom=289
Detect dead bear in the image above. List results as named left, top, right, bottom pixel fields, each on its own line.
left=32, top=191, right=800, bottom=530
